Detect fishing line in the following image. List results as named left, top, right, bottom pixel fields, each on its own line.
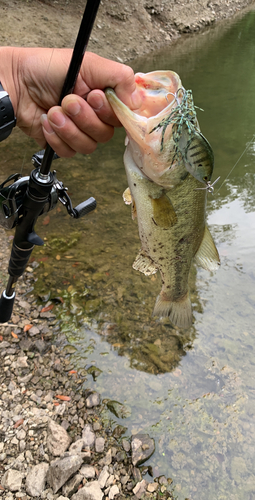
left=215, top=134, right=255, bottom=194
left=19, top=0, right=70, bottom=176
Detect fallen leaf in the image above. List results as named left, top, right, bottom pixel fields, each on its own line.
left=41, top=304, right=54, bottom=313
left=56, top=255, right=61, bottom=260
left=39, top=256, right=49, bottom=262
left=0, top=485, right=5, bottom=490
left=68, top=370, right=77, bottom=375
left=42, top=215, right=50, bottom=226
left=53, top=402, right=60, bottom=406
left=14, top=419, right=24, bottom=428
left=11, top=331, right=18, bottom=338
left=23, top=324, right=32, bottom=332
left=0, top=335, right=3, bottom=341
left=55, top=395, right=71, bottom=401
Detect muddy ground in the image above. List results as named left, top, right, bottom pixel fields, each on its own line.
left=1, top=0, right=254, bottom=63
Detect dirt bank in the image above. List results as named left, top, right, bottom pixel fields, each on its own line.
left=1, top=0, right=254, bottom=63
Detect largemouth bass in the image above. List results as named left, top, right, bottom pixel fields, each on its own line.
left=105, top=71, right=220, bottom=329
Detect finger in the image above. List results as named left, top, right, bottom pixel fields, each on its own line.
left=86, top=90, right=122, bottom=127
left=77, top=52, right=141, bottom=110
left=42, top=104, right=110, bottom=156
left=41, top=114, right=76, bottom=157
left=61, top=94, right=116, bottom=137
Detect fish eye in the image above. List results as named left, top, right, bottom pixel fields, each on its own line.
left=203, top=176, right=208, bottom=181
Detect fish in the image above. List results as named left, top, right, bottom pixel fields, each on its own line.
left=105, top=71, right=220, bottom=328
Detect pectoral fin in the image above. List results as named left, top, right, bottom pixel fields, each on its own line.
left=194, top=226, right=220, bottom=271
left=133, top=251, right=158, bottom=276
left=123, top=187, right=137, bottom=219
left=151, top=194, right=177, bottom=229
left=123, top=187, right=132, bottom=205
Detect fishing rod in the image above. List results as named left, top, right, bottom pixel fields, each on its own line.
left=0, top=0, right=101, bottom=323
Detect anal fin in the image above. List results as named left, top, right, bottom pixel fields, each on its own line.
left=133, top=251, right=158, bottom=276
left=194, top=225, right=220, bottom=271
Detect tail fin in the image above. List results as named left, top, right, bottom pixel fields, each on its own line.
left=153, top=293, right=193, bottom=329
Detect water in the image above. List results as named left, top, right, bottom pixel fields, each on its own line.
left=1, top=8, right=255, bottom=499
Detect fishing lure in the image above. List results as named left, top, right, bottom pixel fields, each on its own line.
left=150, top=88, right=215, bottom=190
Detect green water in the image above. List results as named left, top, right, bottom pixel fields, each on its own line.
left=2, top=7, right=255, bottom=499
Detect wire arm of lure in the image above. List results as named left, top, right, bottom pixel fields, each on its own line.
left=194, top=176, right=221, bottom=193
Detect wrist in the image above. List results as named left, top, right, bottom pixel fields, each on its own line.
left=0, top=47, right=19, bottom=117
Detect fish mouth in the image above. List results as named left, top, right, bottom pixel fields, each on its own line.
left=105, top=70, right=183, bottom=149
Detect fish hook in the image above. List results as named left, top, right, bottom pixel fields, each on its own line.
left=165, top=92, right=179, bottom=105
left=194, top=176, right=221, bottom=193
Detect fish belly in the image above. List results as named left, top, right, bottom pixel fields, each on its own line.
left=124, top=147, right=207, bottom=329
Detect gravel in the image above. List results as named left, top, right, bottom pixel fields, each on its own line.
left=0, top=229, right=174, bottom=500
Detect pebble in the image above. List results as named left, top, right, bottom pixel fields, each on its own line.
left=25, top=462, right=49, bottom=497
left=2, top=470, right=24, bottom=492
left=47, top=419, right=72, bottom=456
left=95, top=436, right=105, bottom=453
left=82, top=423, right=96, bottom=448
left=47, top=455, right=83, bottom=493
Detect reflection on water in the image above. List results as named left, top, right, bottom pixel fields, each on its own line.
left=2, top=7, right=255, bottom=499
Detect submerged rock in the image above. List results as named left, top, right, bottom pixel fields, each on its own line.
left=131, top=434, right=155, bottom=466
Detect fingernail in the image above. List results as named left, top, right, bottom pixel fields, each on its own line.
left=65, top=101, right=81, bottom=116
left=87, top=93, right=104, bottom=111
left=49, top=111, right=66, bottom=128
left=130, top=89, right=142, bottom=109
left=41, top=114, right=54, bottom=135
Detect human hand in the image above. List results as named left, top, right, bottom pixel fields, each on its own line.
left=0, top=47, right=140, bottom=157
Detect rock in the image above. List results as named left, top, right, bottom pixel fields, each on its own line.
left=47, top=419, right=72, bottom=456
left=131, top=434, right=155, bottom=466
left=147, top=482, right=159, bottom=493
left=109, top=485, right=119, bottom=499
left=133, top=479, right=147, bottom=499
left=62, top=473, right=83, bottom=497
left=80, top=465, right=96, bottom=479
left=69, top=439, right=84, bottom=454
left=2, top=469, right=24, bottom=491
left=98, top=466, right=109, bottom=488
left=122, top=439, right=130, bottom=452
left=26, top=462, right=49, bottom=497
left=47, top=455, right=83, bottom=493
left=85, top=392, right=100, bottom=408
left=82, top=424, right=95, bottom=448
left=98, top=448, right=112, bottom=466
left=95, top=437, right=105, bottom=453
left=106, top=400, right=131, bottom=418
left=71, top=481, right=103, bottom=500
left=14, top=356, right=29, bottom=368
